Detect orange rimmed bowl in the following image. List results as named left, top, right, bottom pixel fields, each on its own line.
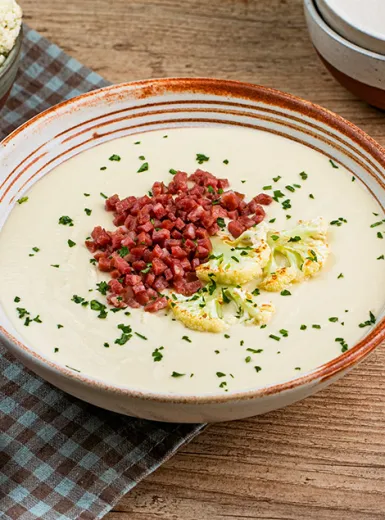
left=1, top=78, right=385, bottom=422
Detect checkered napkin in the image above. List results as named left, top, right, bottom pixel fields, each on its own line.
left=0, top=26, right=205, bottom=520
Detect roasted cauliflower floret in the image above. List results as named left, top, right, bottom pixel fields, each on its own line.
left=196, top=223, right=271, bottom=285
left=226, top=287, right=275, bottom=326
left=169, top=290, right=228, bottom=333
left=259, top=217, right=329, bottom=292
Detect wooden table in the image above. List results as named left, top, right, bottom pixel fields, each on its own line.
left=21, top=1, right=385, bottom=518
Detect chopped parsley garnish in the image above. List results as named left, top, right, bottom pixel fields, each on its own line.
left=378, top=255, right=385, bottom=260
left=245, top=356, right=251, bottom=363
left=221, top=288, right=231, bottom=304
left=100, top=166, right=107, bottom=171
left=141, top=263, right=152, bottom=274
left=109, top=154, right=121, bottom=161
left=219, top=381, right=227, bottom=388
left=312, top=324, right=321, bottom=329
left=370, top=221, right=383, bottom=228
left=230, top=255, right=239, bottom=263
left=152, top=347, right=164, bottom=362
left=84, top=208, right=92, bottom=216
left=247, top=348, right=263, bottom=354
left=134, top=141, right=141, bottom=144
left=171, top=371, right=185, bottom=378
left=90, top=300, right=108, bottom=318
left=241, top=180, right=246, bottom=183
left=17, top=196, right=29, bottom=204
left=299, top=171, right=308, bottom=180
left=216, top=372, right=226, bottom=378
left=68, top=239, right=76, bottom=248
left=135, top=332, right=148, bottom=340
left=54, top=348, right=59, bottom=353
left=51, top=264, right=60, bottom=268
left=272, top=190, right=285, bottom=201
left=57, top=324, right=64, bottom=329
left=182, top=335, right=192, bottom=343
left=269, top=334, right=280, bottom=341
left=207, top=185, right=215, bottom=194
left=254, top=366, right=262, bottom=373
left=335, top=337, right=348, bottom=352
left=271, top=234, right=279, bottom=241
left=58, top=215, right=74, bottom=226
left=217, top=217, right=226, bottom=229
left=196, top=153, right=209, bottom=164
left=84, top=193, right=90, bottom=197
left=252, top=288, right=260, bottom=296
left=65, top=365, right=80, bottom=373
left=269, top=218, right=276, bottom=224
left=329, top=159, right=339, bottom=168
left=96, top=281, right=109, bottom=295
left=285, top=185, right=295, bottom=193
left=139, top=155, right=145, bottom=160
left=137, top=162, right=149, bottom=173
left=282, top=199, right=291, bottom=210
left=223, top=159, right=229, bottom=165
left=280, top=289, right=291, bottom=296
left=72, top=295, right=85, bottom=304
left=352, top=176, right=355, bottom=182
left=337, top=273, right=344, bottom=279
left=358, top=311, right=376, bottom=328
left=169, top=168, right=177, bottom=175
left=300, top=324, right=307, bottom=330
left=104, top=343, right=109, bottom=348
left=240, top=340, right=244, bottom=346
left=280, top=329, right=289, bottom=337
left=14, top=296, right=21, bottom=303
left=329, top=317, right=338, bottom=322
left=263, top=185, right=272, bottom=190
left=377, top=232, right=383, bottom=239
left=90, top=258, right=97, bottom=265
left=115, top=323, right=132, bottom=345
left=309, top=194, right=315, bottom=199
left=100, top=192, right=108, bottom=199
left=288, top=236, right=301, bottom=242
left=307, top=249, right=317, bottom=262
left=224, top=334, right=230, bottom=339
left=273, top=175, right=281, bottom=182
left=32, top=247, right=40, bottom=253
left=118, top=246, right=129, bottom=257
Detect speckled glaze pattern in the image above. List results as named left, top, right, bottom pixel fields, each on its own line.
left=1, top=78, right=384, bottom=422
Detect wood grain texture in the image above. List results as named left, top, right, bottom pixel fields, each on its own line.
left=20, top=0, right=385, bottom=518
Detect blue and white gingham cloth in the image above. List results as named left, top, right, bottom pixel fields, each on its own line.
left=0, top=26, right=205, bottom=520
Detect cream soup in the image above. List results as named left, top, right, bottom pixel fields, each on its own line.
left=1, top=127, right=384, bottom=395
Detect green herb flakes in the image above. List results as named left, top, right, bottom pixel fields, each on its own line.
left=299, top=171, right=308, bottom=180
left=137, top=162, right=149, bottom=173
left=329, top=159, right=339, bottom=168
left=68, top=239, right=76, bottom=248
left=17, top=196, right=29, bottom=204
left=58, top=216, right=74, bottom=226
left=196, top=153, right=209, bottom=164
left=280, top=289, right=291, bottom=296
left=109, top=154, right=121, bottom=161
left=171, top=371, right=185, bottom=378
left=152, top=347, right=164, bottom=362
left=182, top=335, right=192, bottom=343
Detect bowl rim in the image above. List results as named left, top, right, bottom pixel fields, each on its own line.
left=305, top=0, right=385, bottom=61
left=1, top=77, right=385, bottom=405
left=0, top=26, right=23, bottom=79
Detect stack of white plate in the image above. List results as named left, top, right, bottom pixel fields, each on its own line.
left=304, top=0, right=385, bottom=109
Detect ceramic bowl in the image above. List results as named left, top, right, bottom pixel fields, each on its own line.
left=0, top=27, right=22, bottom=109
left=304, top=0, right=385, bottom=110
left=1, top=78, right=385, bottom=423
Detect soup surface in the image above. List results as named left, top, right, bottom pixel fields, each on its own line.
left=1, top=127, right=384, bottom=395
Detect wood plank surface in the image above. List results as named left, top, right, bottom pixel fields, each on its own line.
left=20, top=1, right=385, bottom=518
